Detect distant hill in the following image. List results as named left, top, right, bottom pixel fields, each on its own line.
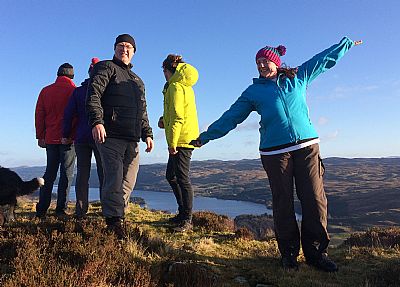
left=11, top=157, right=400, bottom=232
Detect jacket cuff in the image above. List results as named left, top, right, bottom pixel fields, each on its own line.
left=91, top=120, right=104, bottom=128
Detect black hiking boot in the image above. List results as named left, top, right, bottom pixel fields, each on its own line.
left=281, top=256, right=299, bottom=271
left=55, top=210, right=70, bottom=220
left=106, top=217, right=126, bottom=240
left=168, top=213, right=183, bottom=224
left=306, top=254, right=338, bottom=272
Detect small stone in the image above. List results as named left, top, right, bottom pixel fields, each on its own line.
left=234, top=276, right=249, bottom=285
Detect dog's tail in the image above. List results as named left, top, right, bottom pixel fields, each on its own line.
left=17, top=177, right=45, bottom=196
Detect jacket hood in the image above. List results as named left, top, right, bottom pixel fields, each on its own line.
left=169, top=63, right=198, bottom=87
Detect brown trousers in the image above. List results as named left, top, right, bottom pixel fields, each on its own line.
left=261, top=144, right=329, bottom=261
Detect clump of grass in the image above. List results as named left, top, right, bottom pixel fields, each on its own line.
left=234, top=227, right=255, bottom=240
left=191, top=237, right=219, bottom=254
left=364, top=260, right=400, bottom=287
left=163, top=261, right=220, bottom=287
left=344, top=227, right=400, bottom=248
left=126, top=224, right=173, bottom=257
left=192, top=211, right=234, bottom=232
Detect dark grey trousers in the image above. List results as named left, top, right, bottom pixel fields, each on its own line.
left=96, top=138, right=139, bottom=219
left=74, top=142, right=103, bottom=217
left=166, top=147, right=194, bottom=221
left=261, top=144, right=329, bottom=261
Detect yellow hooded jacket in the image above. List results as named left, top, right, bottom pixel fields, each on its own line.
left=163, top=62, right=199, bottom=148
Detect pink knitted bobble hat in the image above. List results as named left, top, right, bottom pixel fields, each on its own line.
left=255, top=45, right=286, bottom=67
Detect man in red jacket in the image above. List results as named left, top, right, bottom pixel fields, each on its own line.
left=35, top=63, right=76, bottom=218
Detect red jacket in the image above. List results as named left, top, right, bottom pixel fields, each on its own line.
left=35, top=76, right=76, bottom=144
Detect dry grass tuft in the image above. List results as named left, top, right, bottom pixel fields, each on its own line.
left=343, top=227, right=400, bottom=248
left=234, top=227, right=255, bottom=240
left=162, top=261, right=220, bottom=287
left=192, top=211, right=234, bottom=232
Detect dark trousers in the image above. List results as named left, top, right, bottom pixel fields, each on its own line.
left=166, top=147, right=194, bottom=221
left=96, top=138, right=139, bottom=219
left=74, top=142, right=104, bottom=217
left=261, top=144, right=329, bottom=261
left=36, top=144, right=76, bottom=216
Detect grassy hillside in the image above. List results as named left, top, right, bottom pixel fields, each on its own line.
left=11, top=157, right=400, bottom=247
left=1, top=201, right=399, bottom=287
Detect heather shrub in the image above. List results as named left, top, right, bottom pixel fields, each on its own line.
left=163, top=261, right=220, bottom=287
left=192, top=211, right=234, bottom=232
left=0, top=219, right=159, bottom=287
left=344, top=227, right=400, bottom=248
left=235, top=227, right=255, bottom=240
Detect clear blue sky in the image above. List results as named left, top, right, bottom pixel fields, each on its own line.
left=1, top=0, right=399, bottom=167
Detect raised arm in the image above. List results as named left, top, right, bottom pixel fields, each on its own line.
left=297, top=37, right=362, bottom=85
left=198, top=93, right=254, bottom=145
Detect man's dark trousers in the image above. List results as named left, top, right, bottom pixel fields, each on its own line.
left=96, top=138, right=139, bottom=219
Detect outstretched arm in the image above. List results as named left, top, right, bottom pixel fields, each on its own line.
left=196, top=93, right=254, bottom=146
left=297, top=37, right=362, bottom=85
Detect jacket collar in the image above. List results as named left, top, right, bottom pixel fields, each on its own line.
left=112, top=56, right=133, bottom=69
left=253, top=74, right=280, bottom=84
left=81, top=78, right=90, bottom=86
left=55, top=76, right=75, bottom=86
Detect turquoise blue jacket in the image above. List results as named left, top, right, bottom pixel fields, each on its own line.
left=199, top=37, right=354, bottom=150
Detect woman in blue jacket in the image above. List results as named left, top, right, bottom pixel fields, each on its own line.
left=192, top=37, right=362, bottom=272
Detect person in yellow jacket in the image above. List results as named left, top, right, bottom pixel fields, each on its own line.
left=158, top=54, right=199, bottom=232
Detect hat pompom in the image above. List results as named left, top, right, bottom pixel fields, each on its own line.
left=91, top=58, right=100, bottom=65
left=276, top=45, right=286, bottom=56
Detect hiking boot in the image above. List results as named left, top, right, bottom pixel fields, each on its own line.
left=168, top=213, right=183, bottom=224
left=55, top=210, right=70, bottom=220
left=306, top=254, right=338, bottom=272
left=173, top=220, right=193, bottom=232
left=106, top=217, right=126, bottom=240
left=281, top=256, right=299, bottom=271
left=35, top=213, right=46, bottom=221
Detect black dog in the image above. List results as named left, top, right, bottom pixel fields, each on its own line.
left=0, top=166, right=44, bottom=225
